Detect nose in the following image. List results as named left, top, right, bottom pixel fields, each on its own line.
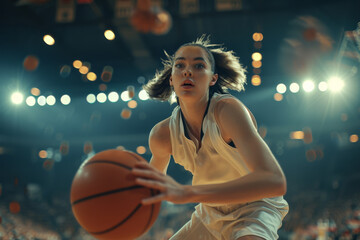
left=183, top=69, right=192, bottom=77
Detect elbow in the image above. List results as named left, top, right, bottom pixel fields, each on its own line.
left=277, top=174, right=287, bottom=196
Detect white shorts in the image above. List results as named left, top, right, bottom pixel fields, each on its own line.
left=170, top=201, right=289, bottom=240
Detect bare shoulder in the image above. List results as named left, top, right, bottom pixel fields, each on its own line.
left=149, top=117, right=172, bottom=155
left=214, top=96, right=258, bottom=130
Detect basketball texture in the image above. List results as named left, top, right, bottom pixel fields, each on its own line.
left=70, top=149, right=161, bottom=240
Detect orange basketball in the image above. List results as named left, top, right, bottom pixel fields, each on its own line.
left=70, top=149, right=161, bottom=240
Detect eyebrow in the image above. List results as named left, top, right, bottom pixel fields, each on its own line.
left=174, top=57, right=206, bottom=62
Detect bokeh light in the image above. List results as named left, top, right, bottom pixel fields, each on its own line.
left=274, top=93, right=283, bottom=101
left=96, top=93, right=107, bottom=103
left=79, top=65, right=89, bottom=75
left=121, top=91, right=131, bottom=102
left=318, top=81, right=328, bottom=92
left=11, top=92, right=24, bottom=105
left=46, top=95, right=56, bottom=106
left=350, top=134, right=358, bottom=143
left=104, top=30, right=115, bottom=40
left=60, top=95, right=71, bottom=105
left=37, top=96, right=46, bottom=106
left=139, top=89, right=149, bottom=101
left=26, top=96, right=36, bottom=106
left=289, top=83, right=300, bottom=93
left=328, top=77, right=344, bottom=92
left=302, top=80, right=315, bottom=92
left=87, top=72, right=97, bottom=81
left=252, top=61, right=262, bottom=68
left=43, top=35, right=55, bottom=45
left=128, top=100, right=138, bottom=109
left=31, top=87, right=41, bottom=96
left=73, top=60, right=82, bottom=69
left=108, top=92, right=119, bottom=102
left=253, top=32, right=263, bottom=41
left=252, top=52, right=262, bottom=61
left=39, top=150, right=47, bottom=158
left=251, top=75, right=261, bottom=86
left=276, top=83, right=287, bottom=94
left=121, top=109, right=132, bottom=119
left=86, top=94, right=96, bottom=104
left=136, top=146, right=146, bottom=154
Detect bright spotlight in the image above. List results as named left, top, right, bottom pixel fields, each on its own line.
left=138, top=89, right=149, bottom=101
left=37, top=96, right=46, bottom=106
left=121, top=91, right=131, bottom=102
left=26, top=96, right=36, bottom=106
left=289, top=83, right=300, bottom=93
left=276, top=83, right=287, bottom=94
left=60, top=95, right=71, bottom=105
left=328, top=77, right=344, bottom=92
left=46, top=95, right=56, bottom=106
left=302, top=80, right=315, bottom=92
left=108, top=92, right=119, bottom=102
left=11, top=92, right=24, bottom=104
left=97, top=93, right=107, bottom=103
left=86, top=94, right=96, bottom=104
left=104, top=30, right=115, bottom=40
left=43, top=34, right=55, bottom=45
left=318, top=81, right=328, bottom=92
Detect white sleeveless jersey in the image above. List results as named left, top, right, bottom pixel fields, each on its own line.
left=169, top=92, right=288, bottom=211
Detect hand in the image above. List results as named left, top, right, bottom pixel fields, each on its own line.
left=130, top=162, right=191, bottom=205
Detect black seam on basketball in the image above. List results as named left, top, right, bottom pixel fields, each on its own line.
left=71, top=186, right=145, bottom=205
left=84, top=160, right=132, bottom=170
left=126, top=151, right=145, bottom=162
left=89, top=203, right=143, bottom=235
left=141, top=189, right=157, bottom=235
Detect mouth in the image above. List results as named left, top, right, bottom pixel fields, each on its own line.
left=181, top=79, right=195, bottom=87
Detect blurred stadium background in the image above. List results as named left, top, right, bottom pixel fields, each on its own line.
left=0, top=0, right=359, bottom=239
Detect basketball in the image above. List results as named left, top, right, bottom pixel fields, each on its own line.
left=70, top=149, right=161, bottom=240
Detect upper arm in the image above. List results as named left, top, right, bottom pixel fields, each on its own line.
left=214, top=98, right=284, bottom=177
left=148, top=118, right=172, bottom=174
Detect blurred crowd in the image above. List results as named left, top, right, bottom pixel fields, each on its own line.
left=0, top=186, right=360, bottom=240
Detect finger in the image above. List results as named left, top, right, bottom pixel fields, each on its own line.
left=135, top=178, right=166, bottom=191
left=141, top=193, right=165, bottom=205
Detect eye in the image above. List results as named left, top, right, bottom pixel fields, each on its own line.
left=195, top=63, right=205, bottom=69
left=174, top=63, right=184, bottom=68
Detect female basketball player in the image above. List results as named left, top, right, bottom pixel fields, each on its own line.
left=131, top=36, right=289, bottom=240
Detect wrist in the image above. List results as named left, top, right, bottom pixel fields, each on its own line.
left=183, top=185, right=196, bottom=203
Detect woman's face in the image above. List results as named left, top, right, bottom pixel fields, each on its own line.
left=170, top=46, right=217, bottom=101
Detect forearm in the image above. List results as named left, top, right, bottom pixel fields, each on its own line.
left=185, top=171, right=287, bottom=205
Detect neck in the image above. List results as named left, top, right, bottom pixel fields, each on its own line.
left=179, top=93, right=210, bottom=135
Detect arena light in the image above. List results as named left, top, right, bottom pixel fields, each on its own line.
left=318, top=81, right=328, bottom=92
left=97, top=93, right=107, bottom=103
left=43, top=35, right=55, bottom=46
left=86, top=94, right=96, bottom=104
left=46, top=95, right=56, bottom=106
left=11, top=92, right=24, bottom=105
left=37, top=96, right=46, bottom=106
left=26, top=96, right=36, bottom=106
left=302, top=79, right=315, bottom=92
left=108, top=92, right=119, bottom=102
left=276, top=83, right=287, bottom=94
left=328, top=77, right=344, bottom=93
left=104, top=30, right=115, bottom=40
left=60, top=95, right=71, bottom=105
left=121, top=91, right=131, bottom=102
left=138, top=89, right=149, bottom=101
left=289, top=83, right=300, bottom=93
left=251, top=52, right=262, bottom=61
